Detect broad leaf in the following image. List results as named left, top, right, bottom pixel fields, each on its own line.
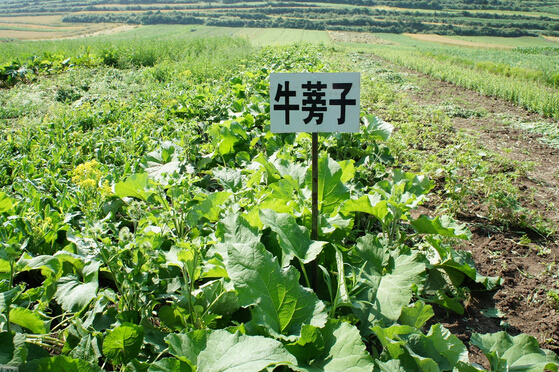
left=148, top=358, right=192, bottom=372
left=0, top=287, right=21, bottom=312
left=399, top=301, right=434, bottom=329
left=114, top=173, right=154, bottom=202
left=317, top=156, right=350, bottom=215
left=166, top=330, right=207, bottom=367
left=19, top=355, right=102, bottom=372
left=9, top=307, right=48, bottom=334
left=103, top=322, right=144, bottom=366
left=213, top=167, right=243, bottom=192
left=0, top=331, right=15, bottom=364
left=187, top=191, right=231, bottom=225
left=362, top=114, right=394, bottom=142
left=227, top=242, right=327, bottom=339
left=18, top=254, right=60, bottom=275
left=288, top=321, right=375, bottom=372
left=168, top=330, right=297, bottom=372
left=427, top=237, right=502, bottom=291
left=0, top=191, right=12, bottom=213
left=373, top=323, right=470, bottom=371
left=407, top=324, right=470, bottom=370
left=353, top=236, right=426, bottom=329
left=411, top=215, right=471, bottom=240
left=55, top=261, right=99, bottom=312
left=375, top=359, right=407, bottom=372
left=141, top=141, right=184, bottom=182
left=259, top=209, right=326, bottom=267
left=339, top=194, right=388, bottom=221
left=215, top=213, right=260, bottom=248
left=471, top=332, right=559, bottom=372
left=197, top=279, right=239, bottom=316
left=70, top=334, right=102, bottom=364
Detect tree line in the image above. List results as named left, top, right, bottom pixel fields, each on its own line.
left=61, top=8, right=549, bottom=36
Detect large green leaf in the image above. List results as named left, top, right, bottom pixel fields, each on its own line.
left=471, top=332, right=559, bottom=372
left=209, top=121, right=248, bottom=157
left=227, top=242, right=327, bottom=339
left=353, top=236, right=426, bottom=329
left=212, top=213, right=261, bottom=264
left=55, top=261, right=99, bottom=312
left=362, top=114, right=394, bottom=142
left=252, top=153, right=282, bottom=184
left=187, top=191, right=231, bottom=226
left=114, top=173, right=154, bottom=202
left=141, top=141, right=184, bottom=182
left=18, top=254, right=60, bottom=275
left=399, top=301, right=434, bottom=329
left=410, top=215, right=472, bottom=240
left=0, top=331, right=15, bottom=364
left=9, top=307, right=48, bottom=334
left=288, top=321, right=375, bottom=372
left=0, top=287, right=21, bottom=312
left=339, top=193, right=389, bottom=221
left=427, top=237, right=502, bottom=291
left=102, top=323, right=144, bottom=366
left=197, top=279, right=239, bottom=316
left=373, top=323, right=470, bottom=371
left=216, top=213, right=260, bottom=247
left=167, top=330, right=297, bottom=372
left=213, top=167, right=243, bottom=192
left=166, top=331, right=206, bottom=367
left=148, top=358, right=193, bottom=372
left=19, top=355, right=102, bottom=372
left=259, top=209, right=325, bottom=267
left=70, top=334, right=102, bottom=364
left=317, top=156, right=350, bottom=215
left=0, top=191, right=13, bottom=213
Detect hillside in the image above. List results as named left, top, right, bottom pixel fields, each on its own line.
left=1, top=0, right=559, bottom=38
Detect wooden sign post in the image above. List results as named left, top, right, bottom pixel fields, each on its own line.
left=270, top=71, right=360, bottom=258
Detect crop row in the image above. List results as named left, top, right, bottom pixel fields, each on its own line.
left=367, top=43, right=559, bottom=119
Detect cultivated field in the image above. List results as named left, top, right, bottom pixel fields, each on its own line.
left=0, top=15, right=129, bottom=40
left=1, top=22, right=559, bottom=371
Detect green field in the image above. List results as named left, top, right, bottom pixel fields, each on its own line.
left=446, top=35, right=559, bottom=47
left=187, top=26, right=332, bottom=46
left=2, top=18, right=559, bottom=371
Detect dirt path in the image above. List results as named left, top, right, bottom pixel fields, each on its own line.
left=405, top=70, right=559, bottom=361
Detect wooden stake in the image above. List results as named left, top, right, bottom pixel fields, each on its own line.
left=311, top=132, right=319, bottom=289
left=312, top=132, right=318, bottom=241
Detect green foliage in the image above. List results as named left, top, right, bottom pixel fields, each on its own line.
left=0, top=35, right=551, bottom=372
left=471, top=332, right=559, bottom=371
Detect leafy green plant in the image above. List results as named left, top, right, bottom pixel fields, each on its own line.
left=1, top=37, right=556, bottom=372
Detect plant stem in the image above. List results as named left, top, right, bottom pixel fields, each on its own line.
left=299, top=258, right=311, bottom=289
left=153, top=347, right=169, bottom=363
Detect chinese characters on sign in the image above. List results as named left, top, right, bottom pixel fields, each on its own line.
left=270, top=73, right=360, bottom=133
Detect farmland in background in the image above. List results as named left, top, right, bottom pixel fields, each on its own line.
left=3, top=0, right=559, bottom=40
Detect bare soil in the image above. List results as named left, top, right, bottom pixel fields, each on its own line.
left=405, top=69, right=559, bottom=363
left=405, top=33, right=515, bottom=49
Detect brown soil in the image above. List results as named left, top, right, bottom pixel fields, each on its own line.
left=405, top=33, right=515, bottom=49
left=328, top=30, right=396, bottom=45
left=402, top=68, right=559, bottom=362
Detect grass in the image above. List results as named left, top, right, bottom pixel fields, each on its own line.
left=446, top=35, right=559, bottom=48
left=330, top=44, right=558, bottom=236
left=0, top=25, right=332, bottom=63
left=203, top=27, right=332, bottom=46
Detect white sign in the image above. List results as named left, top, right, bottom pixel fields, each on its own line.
left=270, top=72, right=360, bottom=133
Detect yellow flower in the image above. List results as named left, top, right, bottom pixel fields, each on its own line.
left=72, top=160, right=103, bottom=190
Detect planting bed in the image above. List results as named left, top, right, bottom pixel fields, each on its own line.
left=392, top=63, right=559, bottom=363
